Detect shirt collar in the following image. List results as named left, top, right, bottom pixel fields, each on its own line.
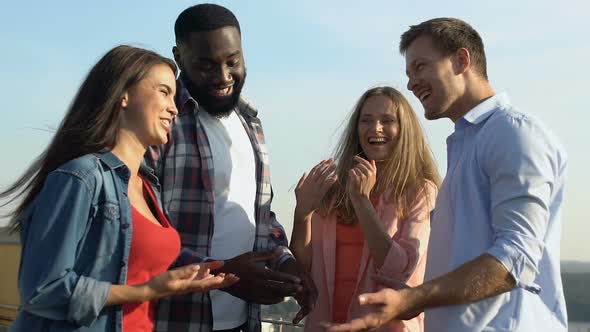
left=176, top=73, right=198, bottom=115
left=95, top=151, right=126, bottom=170
left=95, top=151, right=160, bottom=186
left=455, top=93, right=510, bottom=130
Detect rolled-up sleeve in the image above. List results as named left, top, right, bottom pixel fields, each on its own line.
left=377, top=182, right=437, bottom=281
left=19, top=171, right=111, bottom=326
left=267, top=210, right=294, bottom=270
left=484, top=116, right=561, bottom=293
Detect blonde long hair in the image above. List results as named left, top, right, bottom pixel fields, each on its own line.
left=320, top=86, right=440, bottom=223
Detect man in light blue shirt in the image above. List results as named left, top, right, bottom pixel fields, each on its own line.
left=324, top=17, right=567, bottom=332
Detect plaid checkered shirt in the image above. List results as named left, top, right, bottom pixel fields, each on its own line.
left=146, top=77, right=293, bottom=332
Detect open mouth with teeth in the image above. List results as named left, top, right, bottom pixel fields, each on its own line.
left=209, top=85, right=234, bottom=98
left=368, top=137, right=388, bottom=145
left=160, top=118, right=172, bottom=132
left=419, top=91, right=431, bottom=102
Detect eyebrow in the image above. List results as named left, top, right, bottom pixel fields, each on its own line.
left=158, top=83, right=174, bottom=95
left=197, top=50, right=242, bottom=62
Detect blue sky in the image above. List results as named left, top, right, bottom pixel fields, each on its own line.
left=1, top=0, right=588, bottom=261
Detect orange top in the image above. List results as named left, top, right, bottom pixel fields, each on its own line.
left=333, top=222, right=365, bottom=323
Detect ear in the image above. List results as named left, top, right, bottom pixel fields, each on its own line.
left=453, top=48, right=471, bottom=75
left=172, top=46, right=181, bottom=66
left=120, top=92, right=129, bottom=109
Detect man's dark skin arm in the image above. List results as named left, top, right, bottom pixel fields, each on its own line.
left=279, top=257, right=318, bottom=324
left=324, top=254, right=516, bottom=331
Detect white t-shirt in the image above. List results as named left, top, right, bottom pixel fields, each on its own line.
left=198, top=109, right=257, bottom=330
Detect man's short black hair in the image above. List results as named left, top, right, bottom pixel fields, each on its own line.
left=175, top=3, right=241, bottom=43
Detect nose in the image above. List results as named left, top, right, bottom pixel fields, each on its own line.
left=213, top=64, right=232, bottom=86
left=407, top=75, right=416, bottom=92
left=372, top=120, right=384, bottom=133
left=168, top=101, right=178, bottom=117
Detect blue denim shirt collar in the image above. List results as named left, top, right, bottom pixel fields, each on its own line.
left=95, top=151, right=160, bottom=188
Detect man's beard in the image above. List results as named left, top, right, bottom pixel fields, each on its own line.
left=186, top=71, right=246, bottom=118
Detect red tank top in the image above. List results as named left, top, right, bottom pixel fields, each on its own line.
left=122, top=179, right=180, bottom=331
left=332, top=196, right=378, bottom=323
left=333, top=222, right=365, bottom=323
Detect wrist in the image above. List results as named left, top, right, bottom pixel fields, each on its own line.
left=350, top=193, right=370, bottom=206
left=139, top=283, right=156, bottom=302
left=294, top=206, right=314, bottom=222
left=400, top=285, right=426, bottom=315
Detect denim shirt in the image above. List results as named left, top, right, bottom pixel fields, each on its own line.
left=10, top=152, right=162, bottom=332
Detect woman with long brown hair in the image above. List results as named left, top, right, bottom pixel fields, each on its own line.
left=1, top=45, right=237, bottom=331
left=290, top=86, right=440, bottom=332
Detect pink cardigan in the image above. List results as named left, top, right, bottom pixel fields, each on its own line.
left=304, top=182, right=437, bottom=332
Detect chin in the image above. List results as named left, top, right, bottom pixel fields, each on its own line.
left=424, top=109, right=443, bottom=120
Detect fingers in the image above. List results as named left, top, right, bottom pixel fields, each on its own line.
left=353, top=155, right=376, bottom=170
left=293, top=306, right=310, bottom=325
left=261, top=267, right=302, bottom=285
left=357, top=289, right=390, bottom=306
left=169, top=264, right=200, bottom=280
left=310, top=159, right=336, bottom=181
left=348, top=168, right=361, bottom=187
left=296, top=172, right=308, bottom=190
left=352, top=156, right=376, bottom=177
left=219, top=273, right=240, bottom=288
left=321, top=315, right=378, bottom=332
left=200, top=260, right=224, bottom=272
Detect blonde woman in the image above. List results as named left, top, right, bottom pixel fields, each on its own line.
left=290, top=86, right=440, bottom=332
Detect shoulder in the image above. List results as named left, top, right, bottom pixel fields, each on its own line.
left=51, top=154, right=104, bottom=192
left=478, top=107, right=568, bottom=176
left=237, top=95, right=259, bottom=118
left=482, top=107, right=566, bottom=160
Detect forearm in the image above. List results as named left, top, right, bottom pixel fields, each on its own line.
left=105, top=284, right=153, bottom=306
left=350, top=196, right=392, bottom=267
left=290, top=206, right=313, bottom=272
left=403, top=254, right=516, bottom=314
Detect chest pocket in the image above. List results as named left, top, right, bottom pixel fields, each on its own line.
left=78, top=201, right=122, bottom=260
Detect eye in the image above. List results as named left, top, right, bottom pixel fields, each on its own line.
left=196, top=61, right=214, bottom=71
left=227, top=59, right=240, bottom=67
left=416, top=63, right=425, bottom=71
left=160, top=89, right=169, bottom=96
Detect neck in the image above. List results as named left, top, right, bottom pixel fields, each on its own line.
left=448, top=78, right=495, bottom=123
left=110, top=130, right=146, bottom=177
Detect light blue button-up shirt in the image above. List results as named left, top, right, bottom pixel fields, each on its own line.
left=424, top=94, right=568, bottom=331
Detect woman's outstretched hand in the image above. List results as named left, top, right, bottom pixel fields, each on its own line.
left=145, top=261, right=239, bottom=300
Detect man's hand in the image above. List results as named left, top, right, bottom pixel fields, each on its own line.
left=218, top=250, right=303, bottom=304
left=279, top=258, right=318, bottom=324
left=321, top=287, right=416, bottom=332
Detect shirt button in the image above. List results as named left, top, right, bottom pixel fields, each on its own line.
left=121, top=223, right=130, bottom=229
left=120, top=261, right=126, bottom=267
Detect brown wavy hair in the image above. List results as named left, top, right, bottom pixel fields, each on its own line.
left=320, top=86, right=440, bottom=223
left=0, top=45, right=177, bottom=231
